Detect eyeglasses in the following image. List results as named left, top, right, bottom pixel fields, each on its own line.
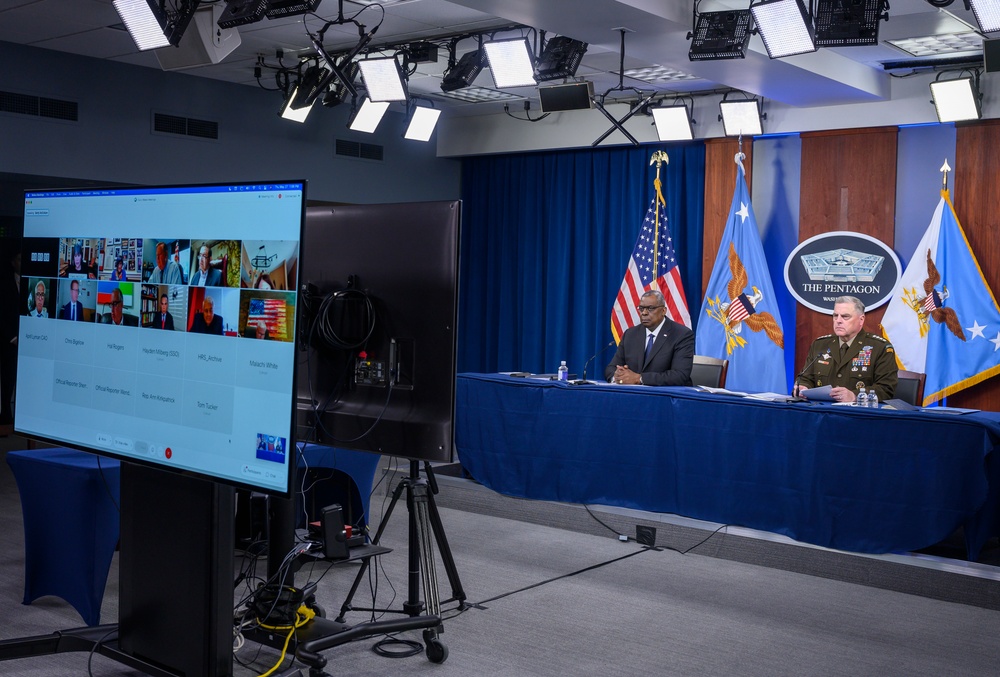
left=636, top=305, right=664, bottom=314
left=110, top=300, right=123, bottom=306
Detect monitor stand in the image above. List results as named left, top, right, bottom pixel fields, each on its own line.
left=0, top=462, right=236, bottom=677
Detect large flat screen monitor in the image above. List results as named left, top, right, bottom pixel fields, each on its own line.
left=14, top=181, right=305, bottom=495
left=296, top=201, right=460, bottom=463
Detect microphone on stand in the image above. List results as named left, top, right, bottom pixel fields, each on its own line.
left=572, top=341, right=616, bottom=385
left=791, top=351, right=822, bottom=399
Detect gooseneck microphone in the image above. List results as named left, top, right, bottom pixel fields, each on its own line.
left=793, top=351, right=822, bottom=398
left=577, top=341, right=616, bottom=383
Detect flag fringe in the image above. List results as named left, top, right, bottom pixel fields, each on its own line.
left=943, top=190, right=1000, bottom=316
left=923, top=362, right=1000, bottom=406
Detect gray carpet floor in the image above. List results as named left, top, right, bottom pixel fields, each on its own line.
left=0, top=434, right=997, bottom=676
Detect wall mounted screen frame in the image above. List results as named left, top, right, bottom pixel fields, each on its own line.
left=15, top=180, right=306, bottom=496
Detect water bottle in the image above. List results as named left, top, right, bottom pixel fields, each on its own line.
left=558, top=361, right=568, bottom=381
left=856, top=386, right=868, bottom=408
left=869, top=391, right=879, bottom=409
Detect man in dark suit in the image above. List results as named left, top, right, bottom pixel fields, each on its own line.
left=190, top=245, right=223, bottom=287
left=605, top=289, right=694, bottom=386
left=59, top=279, right=85, bottom=321
left=190, top=296, right=223, bottom=335
left=103, top=287, right=139, bottom=326
left=153, top=294, right=174, bottom=330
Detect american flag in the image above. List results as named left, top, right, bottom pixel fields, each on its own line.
left=248, top=297, right=289, bottom=340
left=611, top=195, right=690, bottom=343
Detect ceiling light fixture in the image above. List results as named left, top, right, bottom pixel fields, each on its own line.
left=218, top=0, right=269, bottom=28
left=534, top=36, right=588, bottom=81
left=483, top=38, right=537, bottom=88
left=114, top=0, right=183, bottom=50
left=969, top=0, right=1000, bottom=33
left=348, top=98, right=390, bottom=133
left=751, top=0, right=817, bottom=59
left=440, top=48, right=486, bottom=92
left=719, top=94, right=764, bottom=136
left=358, top=57, right=408, bottom=102
left=404, top=105, right=442, bottom=141
left=280, top=85, right=314, bottom=123
left=814, top=0, right=888, bottom=48
left=651, top=102, right=695, bottom=141
left=687, top=4, right=753, bottom=61
left=930, top=72, right=983, bottom=123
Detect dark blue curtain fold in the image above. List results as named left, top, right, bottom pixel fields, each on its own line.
left=458, top=143, right=706, bottom=376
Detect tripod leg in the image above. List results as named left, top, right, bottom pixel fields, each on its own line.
left=410, top=481, right=449, bottom=664
left=424, top=486, right=467, bottom=605
left=336, top=476, right=408, bottom=623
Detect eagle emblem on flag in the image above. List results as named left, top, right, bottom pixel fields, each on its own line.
left=901, top=249, right=965, bottom=341
left=705, top=243, right=784, bottom=354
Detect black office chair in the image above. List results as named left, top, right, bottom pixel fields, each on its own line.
left=895, top=370, right=926, bottom=406
left=691, top=355, right=729, bottom=389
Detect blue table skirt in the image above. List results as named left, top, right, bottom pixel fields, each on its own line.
left=456, top=374, right=1000, bottom=558
left=6, top=448, right=121, bottom=626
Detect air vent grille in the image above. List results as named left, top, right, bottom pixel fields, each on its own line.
left=153, top=112, right=219, bottom=139
left=0, top=91, right=78, bottom=121
left=335, top=139, right=384, bottom=161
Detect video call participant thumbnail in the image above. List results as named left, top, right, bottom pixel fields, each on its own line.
left=152, top=294, right=175, bottom=330
left=190, top=244, right=224, bottom=287
left=27, top=279, right=50, bottom=318
left=59, top=279, right=85, bottom=321
left=61, top=242, right=96, bottom=279
left=102, top=287, right=139, bottom=327
left=190, top=296, right=223, bottom=335
left=147, top=242, right=184, bottom=285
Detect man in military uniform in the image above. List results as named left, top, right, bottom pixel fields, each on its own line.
left=794, top=295, right=896, bottom=403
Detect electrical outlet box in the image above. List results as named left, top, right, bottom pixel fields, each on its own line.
left=636, top=525, right=656, bottom=546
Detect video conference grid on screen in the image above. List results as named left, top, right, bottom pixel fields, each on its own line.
left=15, top=183, right=304, bottom=494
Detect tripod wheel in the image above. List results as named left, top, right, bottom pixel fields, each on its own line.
left=425, top=639, right=448, bottom=664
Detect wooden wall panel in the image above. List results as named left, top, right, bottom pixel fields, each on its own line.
left=796, top=128, right=898, bottom=371
left=948, top=120, right=1000, bottom=411
left=702, top=138, right=751, bottom=297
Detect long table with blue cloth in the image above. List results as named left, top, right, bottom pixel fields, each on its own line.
left=455, top=373, right=1000, bottom=559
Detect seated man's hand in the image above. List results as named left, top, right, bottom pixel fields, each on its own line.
left=829, top=386, right=855, bottom=403
left=612, top=365, right=641, bottom=385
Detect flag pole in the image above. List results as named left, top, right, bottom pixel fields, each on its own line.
left=940, top=158, right=951, bottom=196
left=649, top=150, right=669, bottom=282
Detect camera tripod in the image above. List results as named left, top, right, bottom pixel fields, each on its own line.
left=334, top=459, right=467, bottom=658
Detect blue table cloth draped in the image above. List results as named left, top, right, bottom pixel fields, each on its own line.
left=455, top=374, right=1000, bottom=558
left=6, top=448, right=121, bottom=626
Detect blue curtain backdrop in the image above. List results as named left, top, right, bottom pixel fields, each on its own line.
left=458, top=143, right=706, bottom=376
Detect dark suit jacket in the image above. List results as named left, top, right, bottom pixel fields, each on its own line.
left=152, top=312, right=174, bottom=330
left=190, top=313, right=223, bottom=335
left=102, top=312, right=139, bottom=327
left=604, top=318, right=695, bottom=386
left=190, top=267, right=223, bottom=287
left=59, top=300, right=85, bottom=321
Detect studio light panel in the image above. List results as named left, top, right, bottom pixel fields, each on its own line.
left=930, top=78, right=981, bottom=123
left=484, top=38, right=536, bottom=88
left=349, top=98, right=390, bottom=133
left=358, top=58, right=408, bottom=102
left=720, top=99, right=763, bottom=136
left=652, top=105, right=694, bottom=141
left=404, top=107, right=442, bottom=142
left=114, top=0, right=171, bottom=50
left=751, top=0, right=817, bottom=59
left=970, top=0, right=1000, bottom=33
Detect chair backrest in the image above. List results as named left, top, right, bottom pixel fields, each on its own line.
left=691, top=355, right=729, bottom=389
left=895, top=370, right=926, bottom=406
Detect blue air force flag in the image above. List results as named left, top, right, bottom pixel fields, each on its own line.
left=696, top=159, right=785, bottom=393
left=881, top=190, right=1000, bottom=404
